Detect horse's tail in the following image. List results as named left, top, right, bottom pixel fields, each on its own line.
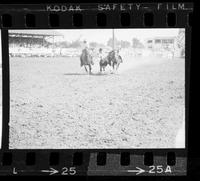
left=80, top=54, right=84, bottom=67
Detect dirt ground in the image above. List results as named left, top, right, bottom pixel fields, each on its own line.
left=9, top=55, right=185, bottom=149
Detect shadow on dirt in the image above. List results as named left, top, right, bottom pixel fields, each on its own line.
left=63, top=73, right=88, bottom=76
left=63, top=72, right=112, bottom=76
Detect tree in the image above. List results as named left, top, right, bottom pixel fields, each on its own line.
left=132, top=38, right=144, bottom=48
left=177, top=29, right=185, bottom=49
left=55, top=41, right=70, bottom=48
left=89, top=42, right=98, bottom=48
left=107, top=37, right=119, bottom=48
left=70, top=40, right=82, bottom=48
left=120, top=40, right=131, bottom=48
left=176, top=29, right=185, bottom=57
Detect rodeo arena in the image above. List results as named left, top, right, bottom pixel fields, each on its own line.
left=9, top=29, right=185, bottom=58
left=8, top=29, right=185, bottom=149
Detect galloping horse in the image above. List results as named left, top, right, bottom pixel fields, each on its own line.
left=80, top=49, right=94, bottom=74
left=110, top=50, right=123, bottom=71
left=99, top=50, right=123, bottom=72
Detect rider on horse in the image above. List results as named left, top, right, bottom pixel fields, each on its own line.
left=98, top=48, right=105, bottom=61
left=80, top=40, right=90, bottom=67
left=80, top=40, right=94, bottom=74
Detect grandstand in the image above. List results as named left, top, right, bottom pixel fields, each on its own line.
left=9, top=30, right=63, bottom=57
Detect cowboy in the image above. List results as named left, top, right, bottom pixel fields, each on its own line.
left=80, top=40, right=89, bottom=67
left=82, top=40, right=89, bottom=53
left=116, top=49, right=123, bottom=63
left=98, top=48, right=104, bottom=61
left=80, top=40, right=94, bottom=68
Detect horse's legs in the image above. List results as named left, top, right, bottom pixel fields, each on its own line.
left=88, top=64, right=92, bottom=74
left=100, top=65, right=102, bottom=72
left=84, top=65, right=88, bottom=73
left=116, top=63, right=120, bottom=70
left=115, top=63, right=120, bottom=74
left=112, top=63, right=115, bottom=71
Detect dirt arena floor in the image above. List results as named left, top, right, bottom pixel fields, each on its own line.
left=9, top=55, right=185, bottom=149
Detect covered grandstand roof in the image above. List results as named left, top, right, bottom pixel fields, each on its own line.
left=9, top=30, right=63, bottom=37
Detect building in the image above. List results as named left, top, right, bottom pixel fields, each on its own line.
left=145, top=34, right=185, bottom=58
left=9, top=30, right=63, bottom=57
left=146, top=36, right=176, bottom=51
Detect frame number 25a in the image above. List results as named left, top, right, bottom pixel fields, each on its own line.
left=148, top=165, right=172, bottom=174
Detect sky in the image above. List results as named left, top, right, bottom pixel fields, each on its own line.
left=55, top=28, right=182, bottom=44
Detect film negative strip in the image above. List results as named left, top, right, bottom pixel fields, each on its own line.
left=0, top=2, right=193, bottom=176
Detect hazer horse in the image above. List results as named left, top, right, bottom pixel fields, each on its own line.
left=99, top=50, right=123, bottom=72
left=110, top=50, right=123, bottom=71
left=80, top=49, right=94, bottom=74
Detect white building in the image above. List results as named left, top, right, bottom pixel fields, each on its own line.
left=145, top=35, right=184, bottom=58
left=146, top=36, right=176, bottom=50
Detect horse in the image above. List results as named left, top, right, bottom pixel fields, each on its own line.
left=99, top=56, right=111, bottom=72
left=110, top=51, right=123, bottom=71
left=99, top=50, right=123, bottom=72
left=80, top=49, right=94, bottom=74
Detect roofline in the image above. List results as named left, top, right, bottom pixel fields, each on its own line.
left=9, top=33, right=62, bottom=37
left=145, top=36, right=176, bottom=40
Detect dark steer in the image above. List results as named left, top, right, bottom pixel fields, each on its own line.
left=99, top=57, right=111, bottom=72
left=99, top=51, right=123, bottom=72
